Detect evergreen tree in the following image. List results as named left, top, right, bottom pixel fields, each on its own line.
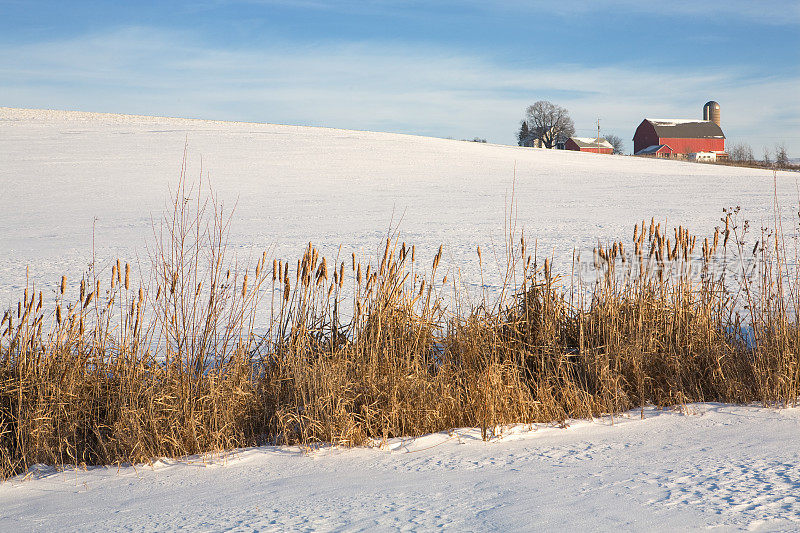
left=517, top=121, right=530, bottom=146
left=775, top=144, right=789, bottom=168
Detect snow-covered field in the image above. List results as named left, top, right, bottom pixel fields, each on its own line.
left=3, top=404, right=800, bottom=532
left=3, top=108, right=800, bottom=531
left=1, top=107, right=797, bottom=310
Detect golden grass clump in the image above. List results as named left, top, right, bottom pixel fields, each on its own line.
left=2, top=175, right=800, bottom=479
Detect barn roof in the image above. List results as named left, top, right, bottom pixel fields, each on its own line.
left=645, top=119, right=725, bottom=139
left=569, top=137, right=613, bottom=149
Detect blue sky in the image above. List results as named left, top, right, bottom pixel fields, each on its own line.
left=2, top=0, right=799, bottom=155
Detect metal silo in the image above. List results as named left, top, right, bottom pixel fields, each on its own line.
left=703, top=101, right=721, bottom=127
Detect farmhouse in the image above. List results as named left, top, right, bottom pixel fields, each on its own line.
left=565, top=137, right=613, bottom=154
left=633, top=101, right=727, bottom=159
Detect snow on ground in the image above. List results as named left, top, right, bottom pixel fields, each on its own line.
left=4, top=109, right=800, bottom=531
left=3, top=404, right=800, bottom=532
left=1, top=107, right=798, bottom=310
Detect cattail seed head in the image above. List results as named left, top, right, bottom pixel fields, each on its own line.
left=61, top=275, right=67, bottom=295
left=316, top=257, right=328, bottom=284
left=382, top=238, right=391, bottom=270
left=433, top=245, right=443, bottom=271
left=56, top=305, right=62, bottom=325
left=283, top=277, right=290, bottom=301
left=242, top=273, right=248, bottom=297
left=125, top=263, right=130, bottom=290
left=272, top=259, right=277, bottom=281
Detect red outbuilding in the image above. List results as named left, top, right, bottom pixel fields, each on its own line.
left=565, top=137, right=613, bottom=154
left=635, top=144, right=675, bottom=158
left=633, top=119, right=725, bottom=156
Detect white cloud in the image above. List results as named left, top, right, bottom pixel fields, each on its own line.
left=1, top=26, right=799, bottom=155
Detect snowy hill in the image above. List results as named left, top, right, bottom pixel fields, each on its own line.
left=1, top=107, right=796, bottom=309
left=3, top=108, right=800, bottom=531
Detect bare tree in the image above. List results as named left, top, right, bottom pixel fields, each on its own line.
left=763, top=147, right=772, bottom=166
left=603, top=133, right=625, bottom=155
left=523, top=101, right=575, bottom=149
left=729, top=142, right=754, bottom=163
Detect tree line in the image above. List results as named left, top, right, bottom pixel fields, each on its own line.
left=729, top=142, right=791, bottom=168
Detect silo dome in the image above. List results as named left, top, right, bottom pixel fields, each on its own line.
left=703, top=101, right=721, bottom=127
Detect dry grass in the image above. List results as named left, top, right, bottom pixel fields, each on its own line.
left=2, top=174, right=800, bottom=479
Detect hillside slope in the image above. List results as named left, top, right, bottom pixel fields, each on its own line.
left=1, top=107, right=795, bottom=308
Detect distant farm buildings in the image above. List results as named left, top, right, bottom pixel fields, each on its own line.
left=633, top=101, right=727, bottom=160
left=565, top=137, right=613, bottom=154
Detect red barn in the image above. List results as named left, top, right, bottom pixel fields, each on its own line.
left=633, top=119, right=725, bottom=156
left=565, top=137, right=613, bottom=154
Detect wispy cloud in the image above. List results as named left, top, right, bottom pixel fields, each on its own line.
left=1, top=26, right=798, bottom=154
left=223, top=0, right=800, bottom=25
